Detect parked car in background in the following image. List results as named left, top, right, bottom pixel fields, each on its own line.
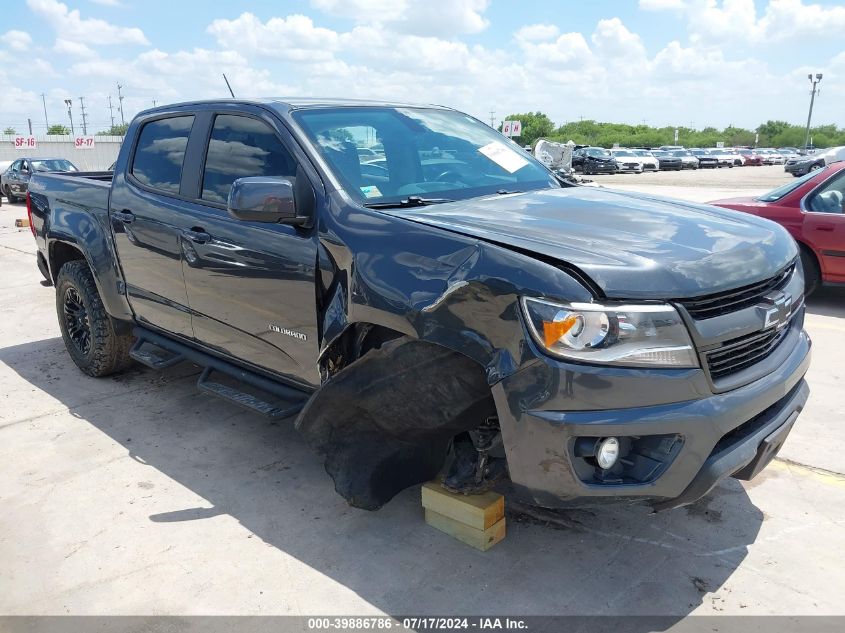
left=724, top=149, right=746, bottom=166
left=670, top=150, right=699, bottom=170
left=3, top=157, right=79, bottom=203
left=818, top=146, right=845, bottom=165
left=758, top=149, right=786, bottom=165
left=778, top=148, right=801, bottom=162
left=785, top=154, right=826, bottom=177
left=651, top=150, right=683, bottom=171
left=632, top=149, right=659, bottom=172
left=572, top=147, right=618, bottom=174
left=705, top=148, right=735, bottom=168
left=738, top=149, right=764, bottom=166
left=690, top=149, right=719, bottom=168
left=710, top=161, right=845, bottom=294
left=609, top=149, right=643, bottom=173
left=356, top=147, right=381, bottom=161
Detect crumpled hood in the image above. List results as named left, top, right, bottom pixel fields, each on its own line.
left=389, top=187, right=796, bottom=299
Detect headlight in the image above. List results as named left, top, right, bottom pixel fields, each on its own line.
left=520, top=297, right=699, bottom=368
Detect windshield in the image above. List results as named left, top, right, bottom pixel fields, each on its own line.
left=672, top=151, right=690, bottom=156
left=757, top=168, right=823, bottom=202
left=31, top=159, right=78, bottom=172
left=292, top=106, right=558, bottom=205
left=613, top=150, right=635, bottom=157
left=633, top=150, right=652, bottom=157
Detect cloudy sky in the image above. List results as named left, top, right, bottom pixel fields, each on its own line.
left=1, top=0, right=843, bottom=134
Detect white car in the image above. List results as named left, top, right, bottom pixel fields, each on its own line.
left=609, top=149, right=644, bottom=173
left=820, top=146, right=845, bottom=164
left=631, top=149, right=659, bottom=171
left=705, top=149, right=735, bottom=167
left=758, top=149, right=785, bottom=165
left=778, top=148, right=801, bottom=162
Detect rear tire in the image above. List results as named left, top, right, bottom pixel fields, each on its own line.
left=56, top=261, right=134, bottom=377
left=800, top=247, right=821, bottom=296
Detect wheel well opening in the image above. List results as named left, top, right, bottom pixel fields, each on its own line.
left=50, top=242, right=86, bottom=283
left=301, top=335, right=500, bottom=509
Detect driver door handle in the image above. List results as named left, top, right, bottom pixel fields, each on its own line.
left=112, top=210, right=135, bottom=223
left=816, top=224, right=834, bottom=232
left=182, top=228, right=211, bottom=244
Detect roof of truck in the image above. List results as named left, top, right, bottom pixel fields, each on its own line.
left=138, top=98, right=451, bottom=116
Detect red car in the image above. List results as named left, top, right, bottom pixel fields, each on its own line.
left=709, top=161, right=845, bottom=294
left=738, top=149, right=764, bottom=166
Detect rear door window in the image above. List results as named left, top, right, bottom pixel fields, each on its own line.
left=200, top=114, right=297, bottom=204
left=131, top=116, right=195, bottom=194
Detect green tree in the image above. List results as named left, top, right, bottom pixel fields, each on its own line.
left=47, top=124, right=70, bottom=135
left=96, top=123, right=129, bottom=136
left=3, top=127, right=16, bottom=135
left=500, top=112, right=555, bottom=146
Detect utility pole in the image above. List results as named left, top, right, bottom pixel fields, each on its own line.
left=41, top=93, right=49, bottom=129
left=489, top=110, right=495, bottom=128
left=116, top=83, right=125, bottom=126
left=79, top=96, right=88, bottom=135
left=803, top=73, right=823, bottom=151
left=152, top=100, right=157, bottom=107
left=28, top=119, right=33, bottom=135
left=108, top=95, right=115, bottom=129
left=64, top=99, right=74, bottom=135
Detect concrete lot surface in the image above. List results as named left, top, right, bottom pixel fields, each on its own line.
left=1, top=169, right=844, bottom=618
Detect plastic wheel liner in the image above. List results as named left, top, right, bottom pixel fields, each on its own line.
left=295, top=337, right=495, bottom=510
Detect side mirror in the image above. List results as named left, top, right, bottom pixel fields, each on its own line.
left=227, top=176, right=308, bottom=225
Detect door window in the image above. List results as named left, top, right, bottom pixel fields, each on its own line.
left=131, top=116, right=195, bottom=194
left=201, top=115, right=297, bottom=204
left=807, top=171, right=845, bottom=214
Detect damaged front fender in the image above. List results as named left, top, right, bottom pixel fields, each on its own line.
left=295, top=337, right=495, bottom=510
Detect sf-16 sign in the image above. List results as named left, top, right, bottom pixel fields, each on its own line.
left=12, top=136, right=37, bottom=150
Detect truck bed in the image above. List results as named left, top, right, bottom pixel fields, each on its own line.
left=28, top=171, right=113, bottom=215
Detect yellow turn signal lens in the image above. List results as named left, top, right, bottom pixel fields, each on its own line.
left=543, top=315, right=579, bottom=347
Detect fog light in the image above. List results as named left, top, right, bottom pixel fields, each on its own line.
left=596, top=437, right=620, bottom=469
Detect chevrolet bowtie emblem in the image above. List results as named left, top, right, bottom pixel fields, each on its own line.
left=760, top=292, right=793, bottom=330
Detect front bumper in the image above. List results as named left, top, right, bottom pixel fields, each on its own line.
left=785, top=163, right=811, bottom=175
left=492, top=325, right=811, bottom=511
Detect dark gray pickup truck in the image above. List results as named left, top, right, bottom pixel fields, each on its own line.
left=27, top=99, right=811, bottom=512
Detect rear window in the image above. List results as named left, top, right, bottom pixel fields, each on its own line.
left=131, top=116, right=194, bottom=194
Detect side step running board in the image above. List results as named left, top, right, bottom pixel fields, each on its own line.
left=130, top=338, right=186, bottom=369
left=197, top=367, right=305, bottom=419
left=131, top=327, right=310, bottom=420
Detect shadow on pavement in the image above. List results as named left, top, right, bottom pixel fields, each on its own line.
left=805, top=286, right=845, bottom=319
left=0, top=337, right=764, bottom=620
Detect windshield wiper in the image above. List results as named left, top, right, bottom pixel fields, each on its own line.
left=364, top=196, right=454, bottom=209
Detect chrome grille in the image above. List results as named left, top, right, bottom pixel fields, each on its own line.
left=677, top=264, right=794, bottom=320
left=705, top=325, right=791, bottom=380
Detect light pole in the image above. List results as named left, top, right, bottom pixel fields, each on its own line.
left=803, top=73, right=822, bottom=151
left=64, top=99, right=74, bottom=135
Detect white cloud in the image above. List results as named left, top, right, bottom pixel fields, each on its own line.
left=310, top=0, right=406, bottom=22
left=90, top=0, right=123, bottom=6
left=3, top=30, right=33, bottom=51
left=591, top=18, right=647, bottom=61
left=54, top=38, right=96, bottom=57
left=311, top=0, right=490, bottom=36
left=207, top=13, right=339, bottom=61
left=681, top=0, right=845, bottom=44
left=514, top=24, right=560, bottom=43
left=27, top=0, right=148, bottom=45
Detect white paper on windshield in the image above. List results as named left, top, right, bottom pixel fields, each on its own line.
left=478, top=141, right=530, bottom=173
